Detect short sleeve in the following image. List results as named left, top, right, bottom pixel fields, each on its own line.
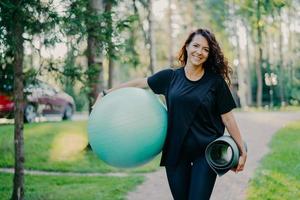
left=216, top=77, right=237, bottom=114
left=147, top=68, right=174, bottom=95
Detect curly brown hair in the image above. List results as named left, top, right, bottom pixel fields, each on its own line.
left=178, top=28, right=232, bottom=84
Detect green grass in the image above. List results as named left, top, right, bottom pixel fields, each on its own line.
left=236, top=105, right=300, bottom=112
left=0, top=173, right=144, bottom=200
left=247, top=121, right=300, bottom=200
left=0, top=121, right=161, bottom=173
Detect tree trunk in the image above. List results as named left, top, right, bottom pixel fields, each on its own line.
left=278, top=8, right=285, bottom=106
left=244, top=22, right=253, bottom=106
left=256, top=0, right=263, bottom=107
left=108, top=56, right=115, bottom=88
left=168, top=0, right=174, bottom=67
left=87, top=0, right=104, bottom=113
left=147, top=0, right=155, bottom=74
left=266, top=31, right=273, bottom=107
left=230, top=0, right=247, bottom=108
left=232, top=4, right=247, bottom=108
left=133, top=0, right=148, bottom=49
left=11, top=1, right=25, bottom=199
left=287, top=7, right=294, bottom=87
left=256, top=46, right=263, bottom=107
left=105, top=1, right=115, bottom=88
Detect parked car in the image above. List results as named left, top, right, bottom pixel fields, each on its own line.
left=0, top=80, right=75, bottom=123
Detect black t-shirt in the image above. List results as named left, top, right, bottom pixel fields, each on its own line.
left=147, top=67, right=236, bottom=166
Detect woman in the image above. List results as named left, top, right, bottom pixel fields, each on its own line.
left=95, top=28, right=247, bottom=200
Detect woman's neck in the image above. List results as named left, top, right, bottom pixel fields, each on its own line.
left=185, top=63, right=204, bottom=75
left=184, top=64, right=205, bottom=81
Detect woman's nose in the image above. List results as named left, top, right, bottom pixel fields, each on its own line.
left=195, top=48, right=203, bottom=55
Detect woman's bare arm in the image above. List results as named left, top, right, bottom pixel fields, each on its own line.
left=92, top=78, right=149, bottom=109
left=221, top=110, right=247, bottom=172
left=106, top=78, right=149, bottom=93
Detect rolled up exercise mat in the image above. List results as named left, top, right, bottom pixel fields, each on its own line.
left=205, top=135, right=247, bottom=176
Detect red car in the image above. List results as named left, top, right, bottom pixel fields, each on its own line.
left=0, top=80, right=75, bottom=123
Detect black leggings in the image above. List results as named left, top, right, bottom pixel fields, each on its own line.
left=165, top=153, right=217, bottom=200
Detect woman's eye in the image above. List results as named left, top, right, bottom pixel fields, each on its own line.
left=204, top=49, right=209, bottom=52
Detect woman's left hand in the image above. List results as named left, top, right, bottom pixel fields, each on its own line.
left=234, top=153, right=247, bottom=173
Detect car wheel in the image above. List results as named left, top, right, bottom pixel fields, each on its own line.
left=24, top=104, right=37, bottom=123
left=62, top=104, right=73, bottom=120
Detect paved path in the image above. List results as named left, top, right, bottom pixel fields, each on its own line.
left=126, top=111, right=300, bottom=200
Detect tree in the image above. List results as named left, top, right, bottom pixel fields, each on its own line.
left=0, top=1, right=60, bottom=199
left=229, top=0, right=248, bottom=108
left=237, top=0, right=264, bottom=107
left=146, top=0, right=156, bottom=74
left=167, top=0, right=174, bottom=67
left=272, top=2, right=287, bottom=106
left=63, top=0, right=137, bottom=111
left=86, top=0, right=105, bottom=112
left=9, top=3, right=25, bottom=199
left=243, top=20, right=253, bottom=106
left=105, top=0, right=115, bottom=88
left=104, top=0, right=128, bottom=88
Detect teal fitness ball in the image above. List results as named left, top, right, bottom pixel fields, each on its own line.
left=88, top=87, right=168, bottom=168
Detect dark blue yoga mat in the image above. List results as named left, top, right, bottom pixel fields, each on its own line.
left=205, top=135, right=247, bottom=176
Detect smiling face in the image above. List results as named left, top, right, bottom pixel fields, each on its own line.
left=185, top=34, right=209, bottom=68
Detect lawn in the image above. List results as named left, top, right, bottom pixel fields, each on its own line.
left=247, top=120, right=300, bottom=199
left=0, top=173, right=144, bottom=200
left=235, top=105, right=300, bottom=112
left=0, top=121, right=161, bottom=173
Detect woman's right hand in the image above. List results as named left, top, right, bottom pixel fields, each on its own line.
left=231, top=153, right=247, bottom=173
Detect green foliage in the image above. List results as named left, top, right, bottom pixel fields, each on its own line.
left=0, top=0, right=62, bottom=97
left=60, top=0, right=139, bottom=107
left=58, top=50, right=88, bottom=111
left=122, top=34, right=140, bottom=68
left=0, top=0, right=61, bottom=49
left=237, top=0, right=289, bottom=39
left=0, top=51, right=13, bottom=93
left=0, top=50, right=40, bottom=95
left=205, top=0, right=229, bottom=31
left=288, top=66, right=300, bottom=104
left=63, top=0, right=137, bottom=56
